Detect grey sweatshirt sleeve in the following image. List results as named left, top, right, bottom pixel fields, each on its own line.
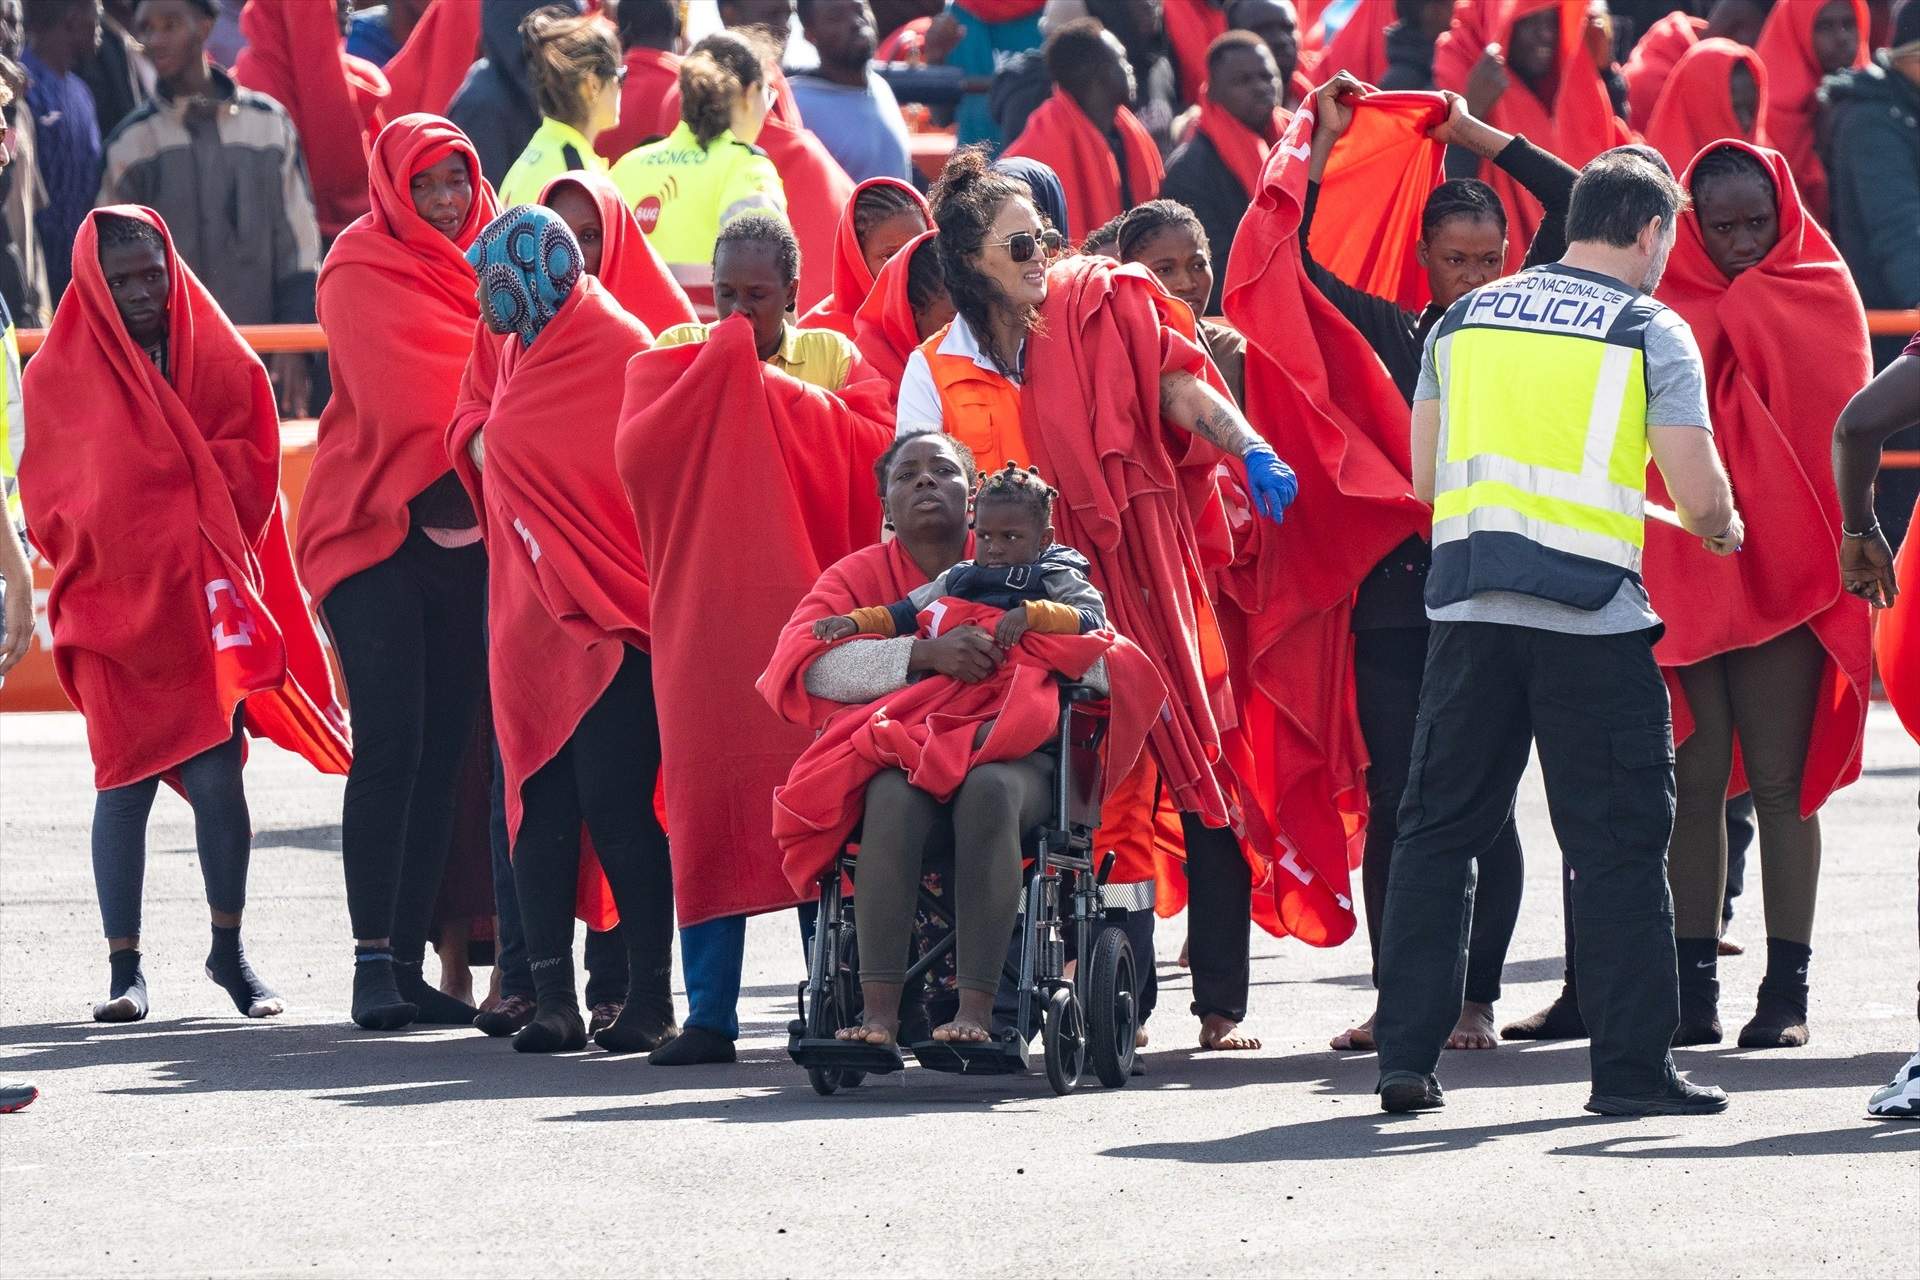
left=801, top=637, right=916, bottom=704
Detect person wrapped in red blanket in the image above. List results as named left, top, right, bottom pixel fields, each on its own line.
left=897, top=147, right=1296, bottom=1051
left=801, top=177, right=931, bottom=339
left=1433, top=0, right=1632, bottom=272
left=447, top=203, right=679, bottom=1058
left=233, top=0, right=389, bottom=239
left=20, top=206, right=349, bottom=1025
left=852, top=230, right=955, bottom=394
left=380, top=0, right=484, bottom=121
left=618, top=294, right=893, bottom=1065
left=1645, top=140, right=1871, bottom=1049
left=1752, top=0, right=1867, bottom=224
left=770, top=464, right=1159, bottom=1049
left=1642, top=38, right=1769, bottom=177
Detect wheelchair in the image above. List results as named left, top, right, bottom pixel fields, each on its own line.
left=787, top=684, right=1141, bottom=1096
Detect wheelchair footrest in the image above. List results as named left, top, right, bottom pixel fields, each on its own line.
left=789, top=1036, right=905, bottom=1075
left=908, top=1033, right=1029, bottom=1075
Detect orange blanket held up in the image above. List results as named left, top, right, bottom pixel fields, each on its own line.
left=1218, top=94, right=1440, bottom=945
left=1434, top=0, right=1632, bottom=272
left=1003, top=87, right=1165, bottom=241
left=616, top=317, right=893, bottom=926
left=20, top=207, right=350, bottom=789
left=296, top=115, right=500, bottom=607
left=1651, top=141, right=1871, bottom=816
left=233, top=0, right=390, bottom=239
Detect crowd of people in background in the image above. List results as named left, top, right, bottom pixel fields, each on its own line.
left=0, top=0, right=1917, bottom=1122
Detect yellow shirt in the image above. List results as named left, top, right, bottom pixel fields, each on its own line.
left=498, top=117, right=606, bottom=208
left=654, top=321, right=857, bottom=393
left=611, top=122, right=784, bottom=302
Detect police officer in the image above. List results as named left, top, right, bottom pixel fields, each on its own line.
left=1373, top=150, right=1741, bottom=1118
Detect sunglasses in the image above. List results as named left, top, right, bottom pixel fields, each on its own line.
left=984, top=228, right=1065, bottom=263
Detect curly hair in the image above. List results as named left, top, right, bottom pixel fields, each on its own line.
left=1688, top=143, right=1773, bottom=205
left=973, top=461, right=1057, bottom=528
left=714, top=211, right=801, bottom=285
left=96, top=211, right=166, bottom=259
left=1117, top=199, right=1209, bottom=263
left=679, top=29, right=773, bottom=148
left=1080, top=212, right=1128, bottom=259
left=928, top=145, right=1035, bottom=378
left=873, top=432, right=979, bottom=501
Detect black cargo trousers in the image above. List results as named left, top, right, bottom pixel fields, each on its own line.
left=1375, top=620, right=1682, bottom=1099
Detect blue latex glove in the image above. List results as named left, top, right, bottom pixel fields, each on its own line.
left=1243, top=445, right=1297, bottom=524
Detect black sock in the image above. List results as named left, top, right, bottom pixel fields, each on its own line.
left=392, top=960, right=480, bottom=1025
left=1761, top=937, right=1811, bottom=997
left=351, top=946, right=418, bottom=1031
left=647, top=1024, right=736, bottom=1066
left=94, top=948, right=149, bottom=1023
left=205, top=925, right=282, bottom=1017
left=514, top=957, right=586, bottom=1053
left=1676, top=936, right=1718, bottom=986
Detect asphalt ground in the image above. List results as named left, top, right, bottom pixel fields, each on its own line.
left=1, top=707, right=1916, bottom=1279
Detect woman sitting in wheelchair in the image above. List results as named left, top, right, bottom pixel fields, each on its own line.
left=760, top=437, right=1157, bottom=1051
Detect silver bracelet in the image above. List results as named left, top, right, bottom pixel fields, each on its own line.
left=1843, top=520, right=1881, bottom=540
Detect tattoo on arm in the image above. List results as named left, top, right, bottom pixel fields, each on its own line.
left=1162, top=371, right=1262, bottom=456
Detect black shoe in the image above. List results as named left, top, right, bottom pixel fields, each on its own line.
left=648, top=1024, right=736, bottom=1066
left=93, top=949, right=149, bottom=1024
left=1378, top=1070, right=1444, bottom=1113
left=588, top=1000, right=624, bottom=1038
left=394, top=962, right=480, bottom=1025
left=473, top=995, right=536, bottom=1038
left=1737, top=984, right=1809, bottom=1049
left=351, top=954, right=418, bottom=1031
left=1501, top=984, right=1586, bottom=1041
left=514, top=960, right=587, bottom=1053
left=1585, top=1075, right=1728, bottom=1116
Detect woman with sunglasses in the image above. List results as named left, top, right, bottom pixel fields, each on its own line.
left=611, top=29, right=785, bottom=317
left=496, top=8, right=625, bottom=207
left=897, top=146, right=1298, bottom=1054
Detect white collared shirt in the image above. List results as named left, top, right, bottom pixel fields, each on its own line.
left=894, top=313, right=1024, bottom=439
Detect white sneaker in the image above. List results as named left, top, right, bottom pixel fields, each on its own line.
left=1866, top=1049, right=1920, bottom=1119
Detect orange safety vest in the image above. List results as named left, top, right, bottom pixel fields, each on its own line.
left=919, top=325, right=1034, bottom=477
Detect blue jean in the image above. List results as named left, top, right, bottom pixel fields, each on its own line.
left=681, top=914, right=747, bottom=1039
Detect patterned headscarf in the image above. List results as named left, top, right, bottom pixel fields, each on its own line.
left=466, top=205, right=583, bottom=347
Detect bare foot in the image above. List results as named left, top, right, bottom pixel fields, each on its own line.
left=931, top=1017, right=991, bottom=1043
left=1717, top=937, right=1744, bottom=957
left=1136, top=1027, right=1150, bottom=1048
left=1445, top=1000, right=1498, bottom=1050
left=1199, top=1014, right=1261, bottom=1051
left=1177, top=936, right=1190, bottom=968
left=1330, top=1013, right=1376, bottom=1052
left=834, top=1021, right=896, bottom=1045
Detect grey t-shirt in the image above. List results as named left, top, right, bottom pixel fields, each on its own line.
left=1415, top=265, right=1712, bottom=635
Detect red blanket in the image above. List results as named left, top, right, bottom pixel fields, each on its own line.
left=1003, top=88, right=1165, bottom=241
left=1194, top=98, right=1283, bottom=203
left=1434, top=0, right=1632, bottom=272
left=1312, top=0, right=1390, bottom=85
left=616, top=316, right=893, bottom=925
left=379, top=0, right=482, bottom=120
left=1651, top=141, right=1871, bottom=816
left=296, top=115, right=500, bottom=606
left=1305, top=89, right=1448, bottom=310
left=597, top=45, right=683, bottom=160
left=233, top=0, right=389, bottom=239
left=770, top=599, right=1159, bottom=893
left=1882, top=494, right=1920, bottom=744
left=852, top=229, right=938, bottom=393
left=20, top=207, right=350, bottom=789
left=1644, top=38, right=1770, bottom=176
left=447, top=280, right=654, bottom=928
left=1623, top=9, right=1704, bottom=127
left=755, top=114, right=857, bottom=313
left=1755, top=0, right=1867, bottom=224
left=1165, top=0, right=1229, bottom=105
left=801, top=177, right=930, bottom=340
left=1216, top=95, right=1436, bottom=945
left=539, top=171, right=696, bottom=335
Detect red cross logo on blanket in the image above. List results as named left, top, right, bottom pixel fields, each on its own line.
left=205, top=579, right=258, bottom=652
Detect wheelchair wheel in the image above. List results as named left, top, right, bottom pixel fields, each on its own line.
left=805, top=927, right=866, bottom=1097
left=1042, top=986, right=1086, bottom=1095
left=1086, top=925, right=1138, bottom=1088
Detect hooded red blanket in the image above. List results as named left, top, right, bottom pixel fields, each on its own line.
left=233, top=0, right=389, bottom=239
left=769, top=598, right=1159, bottom=893
left=1312, top=0, right=1390, bottom=85
left=1623, top=9, right=1705, bottom=127
left=1434, top=0, right=1633, bottom=272
left=598, top=45, right=683, bottom=160
left=1644, top=38, right=1770, bottom=177
left=616, top=317, right=893, bottom=925
left=853, top=229, right=938, bottom=392
left=540, top=171, right=696, bottom=334
left=1003, top=88, right=1165, bottom=241
left=1166, top=0, right=1229, bottom=105
left=20, top=207, right=350, bottom=789
left=447, top=280, right=655, bottom=928
left=1651, top=141, right=1871, bottom=816
left=296, top=115, right=500, bottom=606
left=379, top=0, right=482, bottom=120
left=801, top=177, right=931, bottom=340
left=1754, top=0, right=1867, bottom=224
left=1216, top=95, right=1437, bottom=945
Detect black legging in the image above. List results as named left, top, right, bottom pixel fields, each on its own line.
left=92, top=716, right=249, bottom=939
left=323, top=527, right=487, bottom=960
left=1356, top=626, right=1524, bottom=1005
left=510, top=645, right=675, bottom=1021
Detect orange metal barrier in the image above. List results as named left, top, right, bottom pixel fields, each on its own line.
left=1868, top=309, right=1920, bottom=336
